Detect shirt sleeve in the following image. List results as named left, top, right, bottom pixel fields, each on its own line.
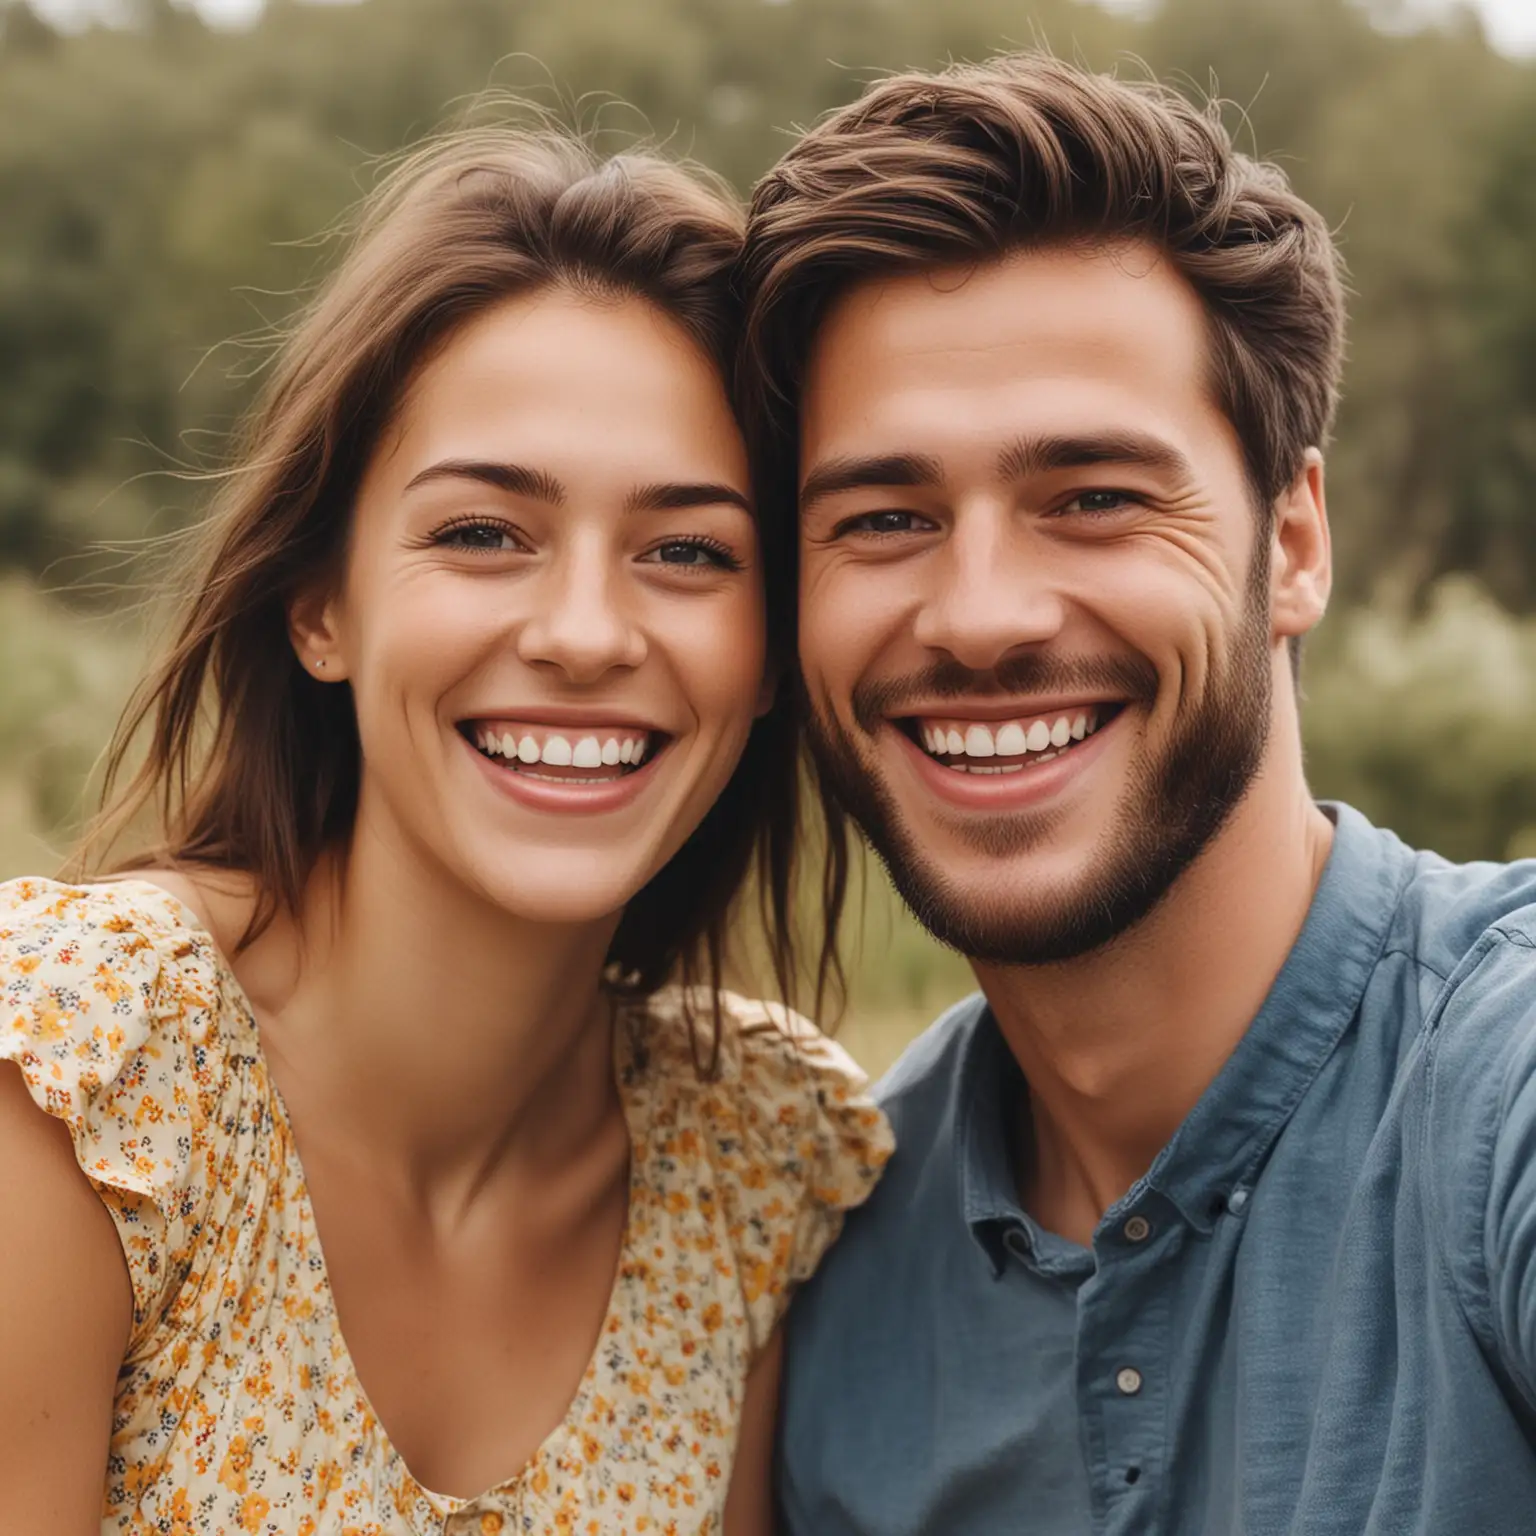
left=0, top=877, right=229, bottom=1347
left=1430, top=924, right=1536, bottom=1412
left=685, top=992, right=894, bottom=1354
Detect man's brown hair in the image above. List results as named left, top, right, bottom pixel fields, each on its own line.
left=739, top=52, right=1347, bottom=523
left=74, top=127, right=810, bottom=1039
left=736, top=52, right=1348, bottom=963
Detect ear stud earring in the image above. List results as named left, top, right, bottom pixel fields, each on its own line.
left=314, top=659, right=328, bottom=672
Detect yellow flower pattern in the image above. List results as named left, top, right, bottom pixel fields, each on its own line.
left=0, top=878, right=892, bottom=1535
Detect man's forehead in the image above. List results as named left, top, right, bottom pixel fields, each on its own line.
left=806, top=242, right=1201, bottom=380
left=799, top=243, right=1215, bottom=470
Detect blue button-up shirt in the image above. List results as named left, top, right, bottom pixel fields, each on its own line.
left=779, top=805, right=1536, bottom=1534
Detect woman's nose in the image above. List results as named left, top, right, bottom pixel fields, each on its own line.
left=515, top=539, right=648, bottom=683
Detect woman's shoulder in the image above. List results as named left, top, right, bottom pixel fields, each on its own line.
left=2, top=868, right=215, bottom=993
left=0, top=873, right=256, bottom=1340
left=633, top=988, right=888, bottom=1153
left=626, top=987, right=894, bottom=1346
left=1, top=869, right=237, bottom=1029
left=0, top=867, right=249, bottom=1123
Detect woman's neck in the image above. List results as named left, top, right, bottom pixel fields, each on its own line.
left=206, top=810, right=624, bottom=1227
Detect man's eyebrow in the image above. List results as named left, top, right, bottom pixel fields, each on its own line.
left=997, top=432, right=1195, bottom=482
left=799, top=452, right=945, bottom=512
left=402, top=459, right=567, bottom=504
left=624, top=481, right=753, bottom=516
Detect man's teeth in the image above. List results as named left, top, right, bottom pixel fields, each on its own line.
left=474, top=728, right=651, bottom=770
left=919, top=710, right=1099, bottom=765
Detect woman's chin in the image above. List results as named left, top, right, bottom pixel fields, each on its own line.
left=463, top=854, right=655, bottom=930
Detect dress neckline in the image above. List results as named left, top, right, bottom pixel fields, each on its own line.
left=115, top=875, right=654, bottom=1522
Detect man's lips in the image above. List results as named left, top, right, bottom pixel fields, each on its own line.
left=903, top=701, right=1119, bottom=763
left=878, top=701, right=1126, bottom=808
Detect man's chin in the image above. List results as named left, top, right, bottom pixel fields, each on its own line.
left=870, top=834, right=1163, bottom=966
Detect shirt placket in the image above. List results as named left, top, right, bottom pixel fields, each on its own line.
left=1075, top=1196, right=1179, bottom=1535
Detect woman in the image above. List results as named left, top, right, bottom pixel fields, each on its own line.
left=0, top=128, right=889, bottom=1535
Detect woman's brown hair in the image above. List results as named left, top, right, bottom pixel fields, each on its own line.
left=75, top=126, right=806, bottom=1032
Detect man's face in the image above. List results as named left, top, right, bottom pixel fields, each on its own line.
left=797, top=243, right=1290, bottom=964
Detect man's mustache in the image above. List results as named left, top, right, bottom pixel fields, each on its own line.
left=849, top=653, right=1160, bottom=736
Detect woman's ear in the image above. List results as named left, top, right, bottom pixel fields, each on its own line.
left=289, top=585, right=348, bottom=683
left=1270, top=448, right=1332, bottom=643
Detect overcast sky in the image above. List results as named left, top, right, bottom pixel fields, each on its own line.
left=26, top=0, right=1536, bottom=58
left=1382, top=0, right=1536, bottom=53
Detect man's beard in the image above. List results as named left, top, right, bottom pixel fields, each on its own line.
left=804, top=572, right=1274, bottom=966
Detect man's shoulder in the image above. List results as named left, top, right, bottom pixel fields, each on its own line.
left=1386, top=834, right=1536, bottom=982
left=875, top=991, right=992, bottom=1138
left=781, top=990, right=996, bottom=1271
left=1353, top=822, right=1536, bottom=1100
left=1380, top=842, right=1536, bottom=1202
left=784, top=994, right=991, bottom=1361
left=1415, top=881, right=1536, bottom=1106
left=784, top=992, right=990, bottom=1268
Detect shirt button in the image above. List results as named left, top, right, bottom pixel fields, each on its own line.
left=1123, top=1215, right=1152, bottom=1243
left=1116, top=1366, right=1144, bottom=1396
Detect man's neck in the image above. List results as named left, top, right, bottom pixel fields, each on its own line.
left=973, top=755, right=1334, bottom=1247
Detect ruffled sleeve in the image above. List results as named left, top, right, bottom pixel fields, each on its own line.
left=0, top=877, right=231, bottom=1346
left=641, top=989, right=893, bottom=1354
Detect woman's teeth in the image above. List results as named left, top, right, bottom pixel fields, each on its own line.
left=917, top=709, right=1102, bottom=772
left=472, top=725, right=651, bottom=777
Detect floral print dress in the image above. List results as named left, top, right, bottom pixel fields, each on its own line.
left=0, top=878, right=893, bottom=1536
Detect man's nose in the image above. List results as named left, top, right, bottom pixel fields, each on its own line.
left=910, top=505, right=1067, bottom=670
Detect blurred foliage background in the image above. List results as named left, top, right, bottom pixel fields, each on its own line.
left=2, top=0, right=1535, bottom=1071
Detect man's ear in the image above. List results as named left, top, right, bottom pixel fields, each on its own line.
left=1270, top=448, right=1331, bottom=643
left=288, top=583, right=348, bottom=683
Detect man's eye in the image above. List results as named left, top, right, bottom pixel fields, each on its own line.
left=1062, top=490, right=1139, bottom=515
left=839, top=510, right=932, bottom=536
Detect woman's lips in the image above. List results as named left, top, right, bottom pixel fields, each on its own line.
left=464, top=719, right=658, bottom=778
left=461, top=727, right=668, bottom=814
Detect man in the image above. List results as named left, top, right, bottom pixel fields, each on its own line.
left=739, top=53, right=1536, bottom=1535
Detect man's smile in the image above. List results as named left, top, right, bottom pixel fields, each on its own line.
left=900, top=703, right=1120, bottom=773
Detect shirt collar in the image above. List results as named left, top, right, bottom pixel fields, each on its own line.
left=957, top=802, right=1414, bottom=1262
left=956, top=1006, right=1027, bottom=1274
left=1146, top=801, right=1412, bottom=1232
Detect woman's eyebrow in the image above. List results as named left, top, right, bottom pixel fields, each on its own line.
left=624, top=481, right=753, bottom=514
left=403, top=459, right=566, bottom=504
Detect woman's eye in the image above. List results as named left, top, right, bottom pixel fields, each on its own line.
left=434, top=521, right=524, bottom=552
left=643, top=538, right=743, bottom=571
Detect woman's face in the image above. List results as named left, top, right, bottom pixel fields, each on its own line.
left=304, top=288, right=767, bottom=925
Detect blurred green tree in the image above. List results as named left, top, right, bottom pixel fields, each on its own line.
left=2, top=0, right=1536, bottom=933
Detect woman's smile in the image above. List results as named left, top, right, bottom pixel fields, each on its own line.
left=323, top=287, right=768, bottom=924
left=458, top=714, right=673, bottom=814
left=465, top=719, right=662, bottom=779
